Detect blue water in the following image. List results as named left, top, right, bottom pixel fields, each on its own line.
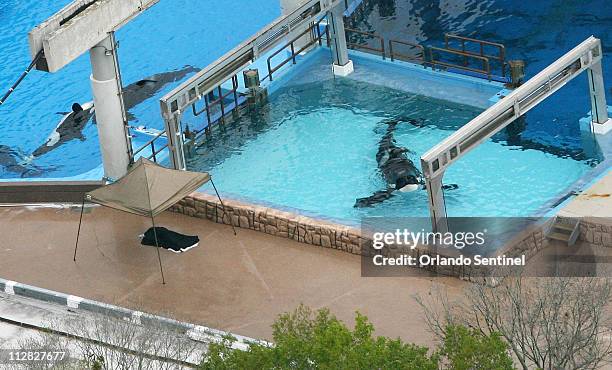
left=186, top=78, right=599, bottom=222
left=0, top=0, right=279, bottom=179
left=1, top=0, right=609, bottom=222
left=183, top=0, right=612, bottom=223
left=349, top=0, right=612, bottom=152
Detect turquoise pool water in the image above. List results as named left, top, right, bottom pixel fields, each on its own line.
left=186, top=78, right=601, bottom=223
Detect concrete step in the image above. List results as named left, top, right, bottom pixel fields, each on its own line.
left=548, top=231, right=571, bottom=242
left=554, top=223, right=575, bottom=232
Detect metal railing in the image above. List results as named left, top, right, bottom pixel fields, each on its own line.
left=192, top=74, right=240, bottom=126
left=344, top=29, right=505, bottom=81
left=132, top=131, right=168, bottom=163
left=266, top=18, right=329, bottom=81
left=345, top=27, right=385, bottom=59
left=429, top=46, right=491, bottom=80
left=160, top=0, right=343, bottom=118
left=444, top=33, right=506, bottom=76
left=388, top=39, right=425, bottom=64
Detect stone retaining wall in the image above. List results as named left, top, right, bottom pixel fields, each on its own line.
left=170, top=192, right=549, bottom=279
left=578, top=219, right=612, bottom=247
left=170, top=192, right=369, bottom=255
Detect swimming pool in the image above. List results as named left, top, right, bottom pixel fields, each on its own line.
left=185, top=56, right=601, bottom=223
left=0, top=0, right=280, bottom=179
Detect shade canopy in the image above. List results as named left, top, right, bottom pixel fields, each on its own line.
left=87, top=157, right=210, bottom=217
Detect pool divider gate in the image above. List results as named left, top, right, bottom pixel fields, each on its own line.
left=421, top=36, right=611, bottom=233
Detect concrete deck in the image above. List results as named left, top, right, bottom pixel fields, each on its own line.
left=560, top=170, right=612, bottom=221
left=0, top=205, right=464, bottom=346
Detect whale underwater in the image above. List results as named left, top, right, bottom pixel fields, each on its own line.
left=30, top=66, right=200, bottom=158
left=0, top=145, right=44, bottom=178
left=354, top=118, right=458, bottom=208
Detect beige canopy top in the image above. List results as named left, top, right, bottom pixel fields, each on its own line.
left=87, top=157, right=210, bottom=217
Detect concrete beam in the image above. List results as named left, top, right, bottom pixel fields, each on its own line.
left=29, top=0, right=159, bottom=72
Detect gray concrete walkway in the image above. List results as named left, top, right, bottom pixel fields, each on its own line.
left=0, top=205, right=464, bottom=346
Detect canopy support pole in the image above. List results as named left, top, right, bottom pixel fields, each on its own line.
left=73, top=196, right=86, bottom=262
left=210, top=178, right=237, bottom=236
left=150, top=215, right=166, bottom=284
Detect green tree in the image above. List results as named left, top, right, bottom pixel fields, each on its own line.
left=200, top=304, right=516, bottom=369
left=200, top=304, right=438, bottom=370
left=440, top=324, right=514, bottom=370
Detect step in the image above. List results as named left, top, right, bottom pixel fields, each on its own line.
left=553, top=223, right=575, bottom=232
left=547, top=231, right=570, bottom=242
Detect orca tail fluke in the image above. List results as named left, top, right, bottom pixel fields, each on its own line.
left=354, top=189, right=395, bottom=208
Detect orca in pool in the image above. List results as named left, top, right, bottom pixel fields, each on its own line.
left=0, top=145, right=44, bottom=177
left=121, top=65, right=200, bottom=120
left=354, top=119, right=458, bottom=208
left=32, top=66, right=201, bottom=157
left=32, top=102, right=95, bottom=157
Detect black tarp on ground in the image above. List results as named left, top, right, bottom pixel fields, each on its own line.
left=141, top=227, right=199, bottom=253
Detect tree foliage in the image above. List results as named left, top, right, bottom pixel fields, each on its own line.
left=440, top=324, right=514, bottom=370
left=199, top=304, right=513, bottom=369
left=417, top=276, right=612, bottom=370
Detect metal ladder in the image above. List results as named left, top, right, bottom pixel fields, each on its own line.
left=546, top=217, right=581, bottom=246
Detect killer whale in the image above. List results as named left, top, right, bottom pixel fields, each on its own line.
left=121, top=65, right=200, bottom=120
left=32, top=66, right=201, bottom=158
left=0, top=145, right=44, bottom=177
left=32, top=102, right=95, bottom=157
left=354, top=119, right=458, bottom=208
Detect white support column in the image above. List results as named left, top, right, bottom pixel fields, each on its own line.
left=328, top=3, right=353, bottom=76
left=163, top=113, right=186, bottom=170
left=587, top=60, right=612, bottom=135
left=425, top=174, right=449, bottom=234
left=90, top=33, right=132, bottom=181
